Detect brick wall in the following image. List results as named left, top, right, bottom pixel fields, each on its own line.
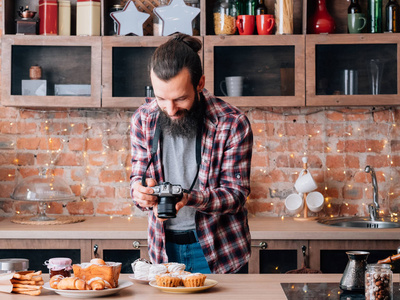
left=0, top=105, right=399, bottom=219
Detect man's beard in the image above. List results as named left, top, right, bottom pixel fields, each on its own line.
left=158, top=93, right=204, bottom=138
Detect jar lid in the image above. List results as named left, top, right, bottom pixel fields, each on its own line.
left=367, top=263, right=392, bottom=270
left=45, top=257, right=72, bottom=270
left=0, top=258, right=29, bottom=272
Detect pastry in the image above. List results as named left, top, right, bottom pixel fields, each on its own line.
left=87, top=277, right=111, bottom=290
left=57, top=277, right=87, bottom=290
left=133, top=260, right=152, bottom=280
left=181, top=273, right=207, bottom=287
left=164, top=262, right=185, bottom=273
left=72, top=259, right=121, bottom=288
left=155, top=273, right=182, bottom=287
left=148, top=264, right=167, bottom=281
left=49, top=274, right=64, bottom=289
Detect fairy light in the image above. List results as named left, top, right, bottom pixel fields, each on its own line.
left=281, top=216, right=284, bottom=220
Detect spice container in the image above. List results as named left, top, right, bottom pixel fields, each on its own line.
left=39, top=0, right=58, bottom=35
left=77, top=0, right=101, bottom=36
left=109, top=4, right=123, bottom=35
left=213, top=0, right=238, bottom=35
left=275, top=0, right=293, bottom=34
left=365, top=264, right=393, bottom=300
left=0, top=258, right=29, bottom=273
left=29, top=66, right=42, bottom=80
left=153, top=0, right=169, bottom=36
left=45, top=258, right=72, bottom=278
left=58, top=0, right=71, bottom=36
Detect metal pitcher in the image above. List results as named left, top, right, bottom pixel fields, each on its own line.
left=339, top=251, right=370, bottom=291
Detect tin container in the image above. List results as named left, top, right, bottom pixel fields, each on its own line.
left=58, top=0, right=71, bottom=36
left=77, top=0, right=101, bottom=36
left=0, top=258, right=29, bottom=273
left=39, top=0, right=58, bottom=35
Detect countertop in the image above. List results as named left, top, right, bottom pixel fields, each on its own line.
left=1, top=216, right=400, bottom=240
left=0, top=273, right=349, bottom=300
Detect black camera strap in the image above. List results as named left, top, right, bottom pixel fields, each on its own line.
left=141, top=116, right=202, bottom=194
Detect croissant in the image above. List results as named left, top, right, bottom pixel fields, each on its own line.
left=57, top=277, right=87, bottom=290
left=88, top=278, right=106, bottom=290
left=49, top=275, right=64, bottom=289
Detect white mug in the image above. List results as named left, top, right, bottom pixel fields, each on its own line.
left=285, top=193, right=304, bottom=214
left=220, top=76, right=244, bottom=97
left=294, top=169, right=318, bottom=194
left=306, top=191, right=324, bottom=213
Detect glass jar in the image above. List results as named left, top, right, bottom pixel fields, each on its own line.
left=275, top=0, right=293, bottom=34
left=153, top=0, right=169, bottom=36
left=213, top=0, right=238, bottom=35
left=365, top=264, right=393, bottom=300
left=45, top=257, right=72, bottom=278
left=77, top=0, right=101, bottom=36
left=185, top=0, right=200, bottom=36
left=0, top=258, right=29, bottom=274
left=109, top=4, right=123, bottom=35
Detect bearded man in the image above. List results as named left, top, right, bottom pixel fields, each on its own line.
left=130, top=33, right=253, bottom=274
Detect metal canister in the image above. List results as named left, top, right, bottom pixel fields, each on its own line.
left=109, top=4, right=123, bottom=35
left=58, top=0, right=71, bottom=36
left=0, top=258, right=29, bottom=273
left=77, top=0, right=101, bottom=36
left=39, top=0, right=58, bottom=35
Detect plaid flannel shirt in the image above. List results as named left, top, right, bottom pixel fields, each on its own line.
left=130, top=89, right=253, bottom=274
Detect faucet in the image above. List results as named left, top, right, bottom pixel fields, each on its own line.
left=365, top=166, right=380, bottom=221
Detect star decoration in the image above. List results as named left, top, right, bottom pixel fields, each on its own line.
left=110, top=0, right=150, bottom=36
left=153, top=0, right=200, bottom=36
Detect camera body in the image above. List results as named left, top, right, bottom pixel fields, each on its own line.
left=150, top=182, right=183, bottom=218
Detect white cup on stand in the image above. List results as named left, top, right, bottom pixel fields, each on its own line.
left=306, top=191, right=324, bottom=212
left=220, top=76, right=244, bottom=97
left=294, top=169, right=318, bottom=194
left=285, top=193, right=304, bottom=214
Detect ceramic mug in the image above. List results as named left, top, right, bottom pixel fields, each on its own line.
left=306, top=191, right=324, bottom=212
left=285, top=193, right=304, bottom=214
left=294, top=169, right=318, bottom=194
left=256, top=14, right=275, bottom=35
left=348, top=13, right=367, bottom=34
left=236, top=15, right=255, bottom=35
left=220, top=76, right=244, bottom=97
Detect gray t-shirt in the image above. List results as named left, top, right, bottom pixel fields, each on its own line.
left=162, top=133, right=198, bottom=231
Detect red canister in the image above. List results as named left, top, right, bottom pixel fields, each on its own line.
left=39, top=0, right=58, bottom=35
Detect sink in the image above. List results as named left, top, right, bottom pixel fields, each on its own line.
left=317, top=217, right=400, bottom=229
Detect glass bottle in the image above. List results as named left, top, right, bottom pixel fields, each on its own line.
left=235, top=0, right=245, bottom=15
left=255, top=0, right=267, bottom=15
left=307, top=0, right=335, bottom=34
left=365, top=264, right=393, bottom=300
left=153, top=0, right=169, bottom=36
left=245, top=0, right=256, bottom=15
left=213, top=0, right=237, bottom=35
left=386, top=0, right=400, bottom=32
left=368, top=0, right=382, bottom=33
left=184, top=0, right=200, bottom=35
left=348, top=0, right=362, bottom=14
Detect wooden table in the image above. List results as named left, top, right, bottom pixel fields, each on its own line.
left=0, top=274, right=349, bottom=299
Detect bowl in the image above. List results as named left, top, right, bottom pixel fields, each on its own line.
left=19, top=11, right=36, bottom=19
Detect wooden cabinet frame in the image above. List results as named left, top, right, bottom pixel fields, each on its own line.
left=91, top=239, right=150, bottom=261
left=1, top=35, right=102, bottom=107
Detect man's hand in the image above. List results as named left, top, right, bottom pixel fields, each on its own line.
left=132, top=178, right=158, bottom=208
left=175, top=193, right=189, bottom=213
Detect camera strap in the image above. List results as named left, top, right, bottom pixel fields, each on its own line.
left=141, top=116, right=202, bottom=194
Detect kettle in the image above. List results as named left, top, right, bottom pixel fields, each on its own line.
left=339, top=251, right=369, bottom=291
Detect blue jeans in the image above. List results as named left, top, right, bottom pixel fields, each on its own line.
left=166, top=231, right=211, bottom=274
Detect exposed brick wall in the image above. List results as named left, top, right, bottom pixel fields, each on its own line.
left=0, top=106, right=399, bottom=219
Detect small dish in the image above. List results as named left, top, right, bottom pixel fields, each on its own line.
left=128, top=274, right=150, bottom=284
left=149, top=279, right=218, bottom=293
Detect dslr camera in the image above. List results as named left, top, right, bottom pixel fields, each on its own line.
left=150, top=182, right=183, bottom=218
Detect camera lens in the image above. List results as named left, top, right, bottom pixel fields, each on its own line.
left=157, top=196, right=176, bottom=218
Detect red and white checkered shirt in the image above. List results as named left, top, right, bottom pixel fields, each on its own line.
left=130, top=89, right=253, bottom=274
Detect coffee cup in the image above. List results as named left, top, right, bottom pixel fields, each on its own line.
left=306, top=191, right=324, bottom=212
left=256, top=14, right=275, bottom=35
left=294, top=169, right=317, bottom=194
left=285, top=193, right=304, bottom=214
left=236, top=15, right=255, bottom=35
left=348, top=13, right=366, bottom=34
left=220, top=76, right=244, bottom=97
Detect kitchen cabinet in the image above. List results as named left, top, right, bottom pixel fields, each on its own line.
left=2, top=0, right=399, bottom=107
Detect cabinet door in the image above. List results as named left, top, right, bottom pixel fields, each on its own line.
left=0, top=239, right=91, bottom=272
left=306, top=34, right=400, bottom=106
left=1, top=35, right=101, bottom=107
left=249, top=239, right=308, bottom=274
left=204, top=35, right=305, bottom=107
left=91, top=239, right=149, bottom=273
left=309, top=240, right=400, bottom=273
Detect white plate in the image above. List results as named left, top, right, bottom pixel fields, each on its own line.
left=43, top=280, right=133, bottom=298
left=128, top=274, right=150, bottom=284
left=149, top=279, right=218, bottom=293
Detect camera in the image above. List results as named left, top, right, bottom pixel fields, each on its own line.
left=150, top=182, right=183, bottom=218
